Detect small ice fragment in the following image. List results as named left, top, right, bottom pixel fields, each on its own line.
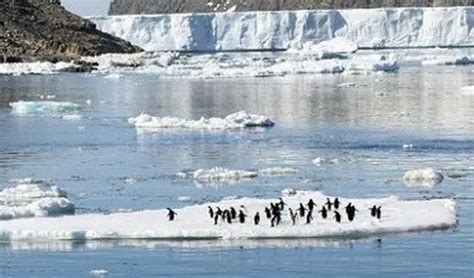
left=90, top=269, right=109, bottom=277
left=281, top=188, right=297, bottom=196
left=62, top=115, right=83, bottom=121
left=177, top=196, right=191, bottom=202
left=403, top=168, right=444, bottom=187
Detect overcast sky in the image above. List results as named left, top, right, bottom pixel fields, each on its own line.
left=62, top=0, right=110, bottom=16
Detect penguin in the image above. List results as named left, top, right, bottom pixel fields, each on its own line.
left=226, top=211, right=232, bottom=224
left=370, top=205, right=377, bottom=217
left=208, top=206, right=214, bottom=219
left=278, top=197, right=286, bottom=210
left=306, top=209, right=313, bottom=224
left=271, top=210, right=281, bottom=227
left=345, top=202, right=352, bottom=216
left=254, top=212, right=260, bottom=225
left=307, top=199, right=316, bottom=211
left=289, top=208, right=297, bottom=226
left=346, top=205, right=355, bottom=222
left=334, top=198, right=340, bottom=210
left=230, top=207, right=237, bottom=219
left=216, top=207, right=223, bottom=217
left=167, top=208, right=177, bottom=221
left=214, top=213, right=219, bottom=225
left=297, top=203, right=306, bottom=217
left=334, top=211, right=342, bottom=223
left=376, top=206, right=382, bottom=219
left=264, top=207, right=272, bottom=219
left=325, top=198, right=333, bottom=211
left=320, top=206, right=328, bottom=219
left=238, top=210, right=247, bottom=224
left=221, top=209, right=229, bottom=221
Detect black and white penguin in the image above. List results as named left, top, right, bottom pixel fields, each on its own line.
left=307, top=199, right=316, bottom=211
left=230, top=207, right=237, bottom=219
left=238, top=210, right=247, bottom=224
left=226, top=211, right=232, bottom=224
left=334, top=198, right=340, bottom=210
left=334, top=211, right=342, bottom=223
left=289, top=208, right=297, bottom=226
left=265, top=207, right=272, bottom=219
left=370, top=205, right=377, bottom=217
left=345, top=202, right=352, bottom=215
left=306, top=209, right=313, bottom=224
left=254, top=212, right=260, bottom=225
left=297, top=203, right=306, bottom=217
left=208, top=206, right=214, bottom=219
left=346, top=205, right=356, bottom=221
left=278, top=197, right=286, bottom=210
left=271, top=209, right=281, bottom=227
left=167, top=208, right=177, bottom=221
left=216, top=207, right=223, bottom=217
left=326, top=198, right=333, bottom=211
left=376, top=206, right=382, bottom=219
left=320, top=206, right=328, bottom=219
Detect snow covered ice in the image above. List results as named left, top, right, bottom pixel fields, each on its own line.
left=128, top=111, right=274, bottom=131
left=0, top=179, right=75, bottom=220
left=403, top=168, right=444, bottom=187
left=0, top=191, right=456, bottom=242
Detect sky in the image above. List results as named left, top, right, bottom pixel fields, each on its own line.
left=62, top=0, right=110, bottom=16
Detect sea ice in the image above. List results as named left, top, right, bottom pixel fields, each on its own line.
left=403, top=168, right=444, bottom=187
left=10, top=101, right=80, bottom=116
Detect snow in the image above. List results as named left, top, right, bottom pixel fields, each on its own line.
left=403, top=168, right=444, bottom=187
left=10, top=101, right=80, bottom=116
left=89, top=7, right=474, bottom=52
left=0, top=191, right=456, bottom=242
left=128, top=111, right=274, bottom=131
left=461, top=86, right=474, bottom=96
left=0, top=61, right=76, bottom=75
left=0, top=179, right=75, bottom=220
left=289, top=37, right=358, bottom=59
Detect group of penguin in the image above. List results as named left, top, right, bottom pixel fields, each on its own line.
left=166, top=197, right=383, bottom=226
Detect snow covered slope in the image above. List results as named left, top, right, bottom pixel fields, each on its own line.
left=90, top=7, right=474, bottom=52
left=0, top=191, right=456, bottom=242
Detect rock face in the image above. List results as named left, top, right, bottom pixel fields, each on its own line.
left=109, top=0, right=474, bottom=15
left=0, top=0, right=142, bottom=62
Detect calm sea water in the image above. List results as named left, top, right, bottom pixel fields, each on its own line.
left=0, top=64, right=473, bottom=277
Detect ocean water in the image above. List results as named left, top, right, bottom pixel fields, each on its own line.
left=0, top=64, right=473, bottom=277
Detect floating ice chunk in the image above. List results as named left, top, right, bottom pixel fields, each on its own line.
left=337, top=82, right=356, bottom=88
left=258, top=167, right=298, bottom=176
left=281, top=188, right=297, bottom=196
left=460, top=86, right=474, bottom=96
left=0, top=61, right=76, bottom=75
left=62, top=115, right=83, bottom=121
left=0, top=191, right=456, bottom=242
left=292, top=38, right=358, bottom=59
left=90, top=269, right=109, bottom=277
left=403, top=168, right=444, bottom=187
left=10, top=101, right=80, bottom=116
left=192, top=167, right=258, bottom=182
left=312, top=157, right=325, bottom=166
left=177, top=196, right=192, bottom=202
left=402, top=144, right=414, bottom=150
left=0, top=179, right=75, bottom=220
left=128, top=111, right=274, bottom=131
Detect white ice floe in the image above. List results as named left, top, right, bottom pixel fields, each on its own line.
left=10, top=101, right=80, bottom=116
left=128, top=111, right=274, bottom=131
left=90, top=269, right=109, bottom=277
left=460, top=86, right=474, bottom=96
left=0, top=191, right=456, bottom=241
left=0, top=61, right=76, bottom=75
left=257, top=167, right=298, bottom=176
left=62, top=115, right=83, bottom=121
left=402, top=144, right=414, bottom=150
left=289, top=37, right=358, bottom=58
left=0, top=179, right=75, bottom=220
left=403, top=168, right=444, bottom=187
left=90, top=7, right=473, bottom=52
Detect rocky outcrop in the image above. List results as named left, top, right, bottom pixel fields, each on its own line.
left=0, top=0, right=142, bottom=63
left=109, top=0, right=474, bottom=15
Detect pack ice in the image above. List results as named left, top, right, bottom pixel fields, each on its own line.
left=90, top=7, right=474, bottom=52
left=10, top=101, right=80, bottom=116
left=0, top=191, right=455, bottom=241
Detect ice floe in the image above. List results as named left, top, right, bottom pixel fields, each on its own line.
left=403, top=168, right=444, bottom=187
left=10, top=101, right=80, bottom=116
left=0, top=179, right=75, bottom=220
left=0, top=191, right=456, bottom=241
left=0, top=61, right=76, bottom=75
left=460, top=86, right=474, bottom=96
left=289, top=37, right=358, bottom=59
left=128, top=111, right=274, bottom=131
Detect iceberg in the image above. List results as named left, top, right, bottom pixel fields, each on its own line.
left=90, top=7, right=474, bottom=52
left=0, top=191, right=456, bottom=241
left=10, top=101, right=80, bottom=116
left=403, top=168, right=444, bottom=187
left=128, top=111, right=274, bottom=131
left=0, top=179, right=75, bottom=220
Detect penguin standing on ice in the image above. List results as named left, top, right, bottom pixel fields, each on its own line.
left=307, top=199, right=316, bottom=211
left=278, top=198, right=286, bottom=210
left=265, top=207, right=272, bottom=219
left=238, top=210, right=247, bottom=223
left=326, top=198, right=333, bottom=211
left=376, top=206, right=382, bottom=219
left=345, top=203, right=352, bottom=216
left=346, top=204, right=358, bottom=221
left=297, top=203, right=306, bottom=217
left=208, top=206, right=214, bottom=219
left=254, top=212, right=260, bottom=225
left=271, top=209, right=281, bottom=227
left=334, top=211, right=342, bottom=223
left=289, top=208, right=297, bottom=225
left=167, top=208, right=177, bottom=221
left=214, top=213, right=219, bottom=225
left=224, top=210, right=232, bottom=224
left=334, top=198, right=340, bottom=210
left=320, top=206, right=328, bottom=219
left=306, top=209, right=313, bottom=224
left=370, top=205, right=377, bottom=217
left=216, top=207, right=223, bottom=217
left=230, top=207, right=237, bottom=219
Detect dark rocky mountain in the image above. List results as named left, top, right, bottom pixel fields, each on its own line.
left=109, top=0, right=474, bottom=15
left=0, top=0, right=142, bottom=63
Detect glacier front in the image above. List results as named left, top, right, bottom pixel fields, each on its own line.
left=89, top=7, right=474, bottom=52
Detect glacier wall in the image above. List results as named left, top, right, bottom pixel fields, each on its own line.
left=89, top=7, right=474, bottom=52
